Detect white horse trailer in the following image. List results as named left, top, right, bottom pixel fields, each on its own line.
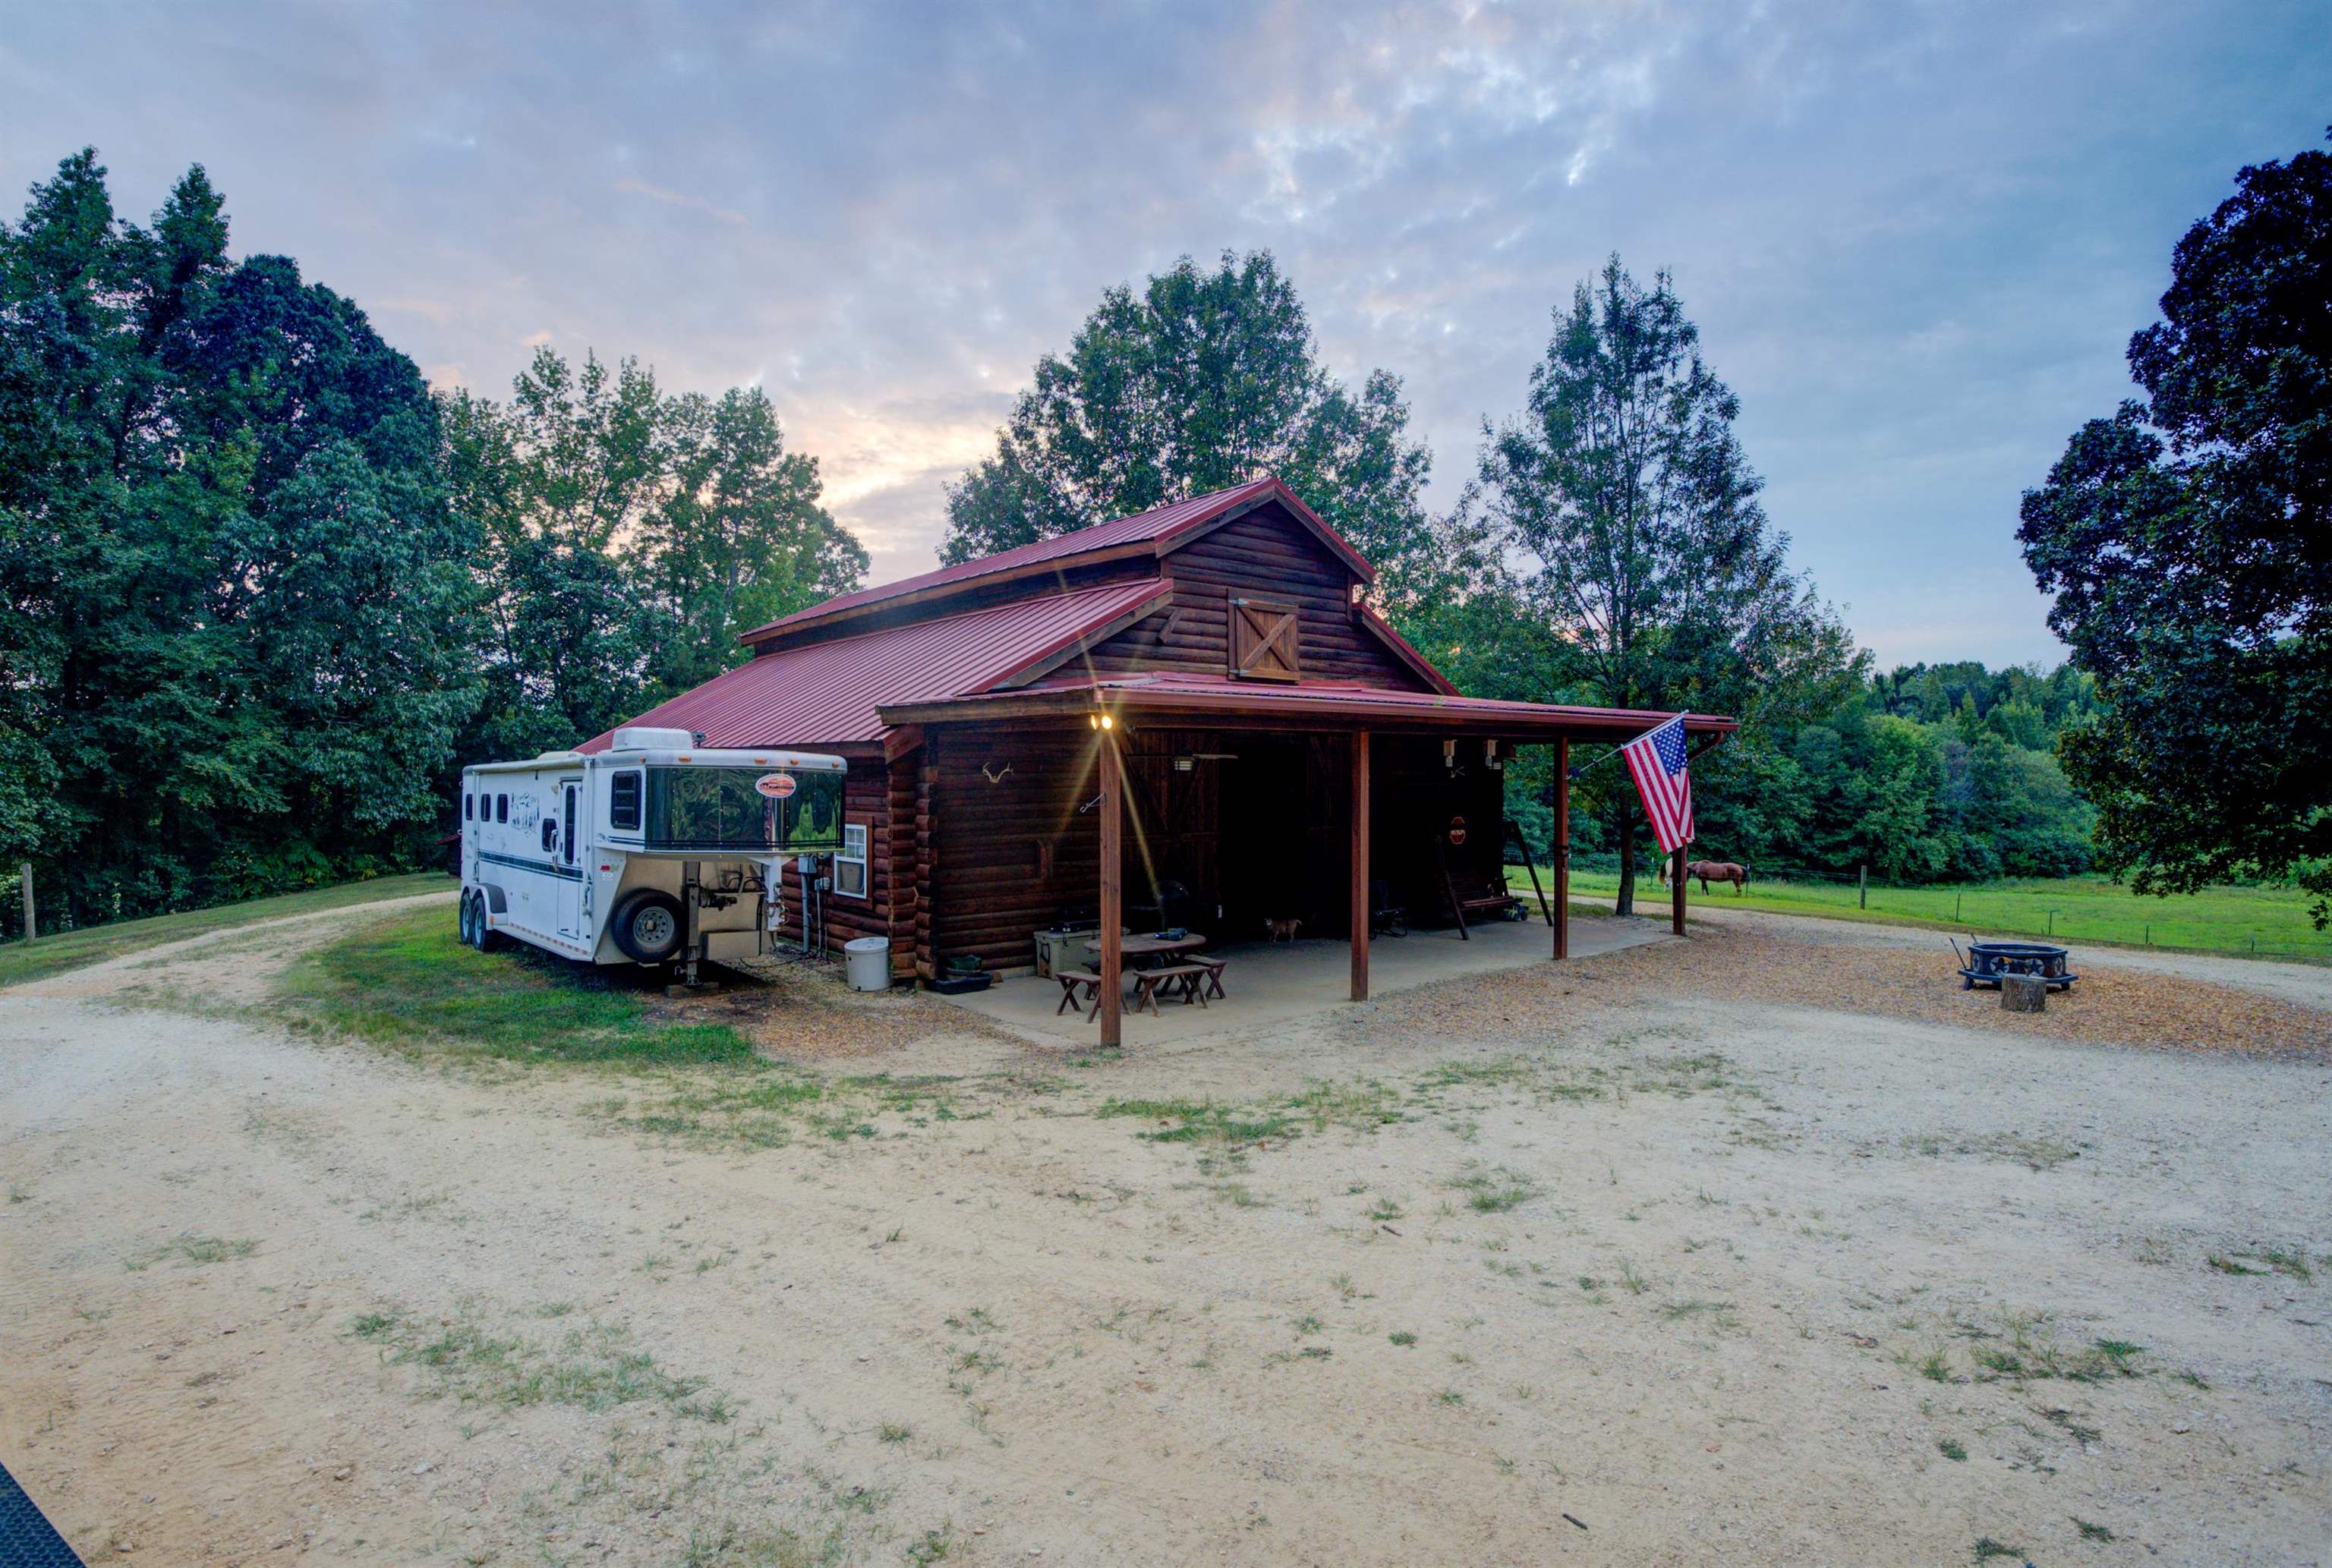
left=456, top=727, right=847, bottom=982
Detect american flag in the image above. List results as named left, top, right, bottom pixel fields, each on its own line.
left=1621, top=715, right=1696, bottom=855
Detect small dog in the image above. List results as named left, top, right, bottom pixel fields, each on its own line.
left=1263, top=915, right=1305, bottom=943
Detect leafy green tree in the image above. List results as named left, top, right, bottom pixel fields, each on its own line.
left=638, top=385, right=865, bottom=696
left=444, top=349, right=866, bottom=756
left=940, top=250, right=1439, bottom=603
left=1471, top=256, right=1858, bottom=912
left=2020, top=131, right=2332, bottom=924
left=0, top=151, right=480, bottom=927
left=443, top=350, right=664, bottom=757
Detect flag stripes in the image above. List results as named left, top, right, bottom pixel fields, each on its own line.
left=1621, top=714, right=1695, bottom=855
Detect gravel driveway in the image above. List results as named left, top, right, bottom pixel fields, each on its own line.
left=2, top=898, right=2327, bottom=1566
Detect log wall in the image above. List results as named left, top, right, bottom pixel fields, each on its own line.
left=919, top=723, right=1516, bottom=974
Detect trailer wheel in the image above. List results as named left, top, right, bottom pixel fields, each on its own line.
left=457, top=893, right=475, bottom=946
left=610, top=890, right=685, bottom=965
left=466, top=890, right=500, bottom=954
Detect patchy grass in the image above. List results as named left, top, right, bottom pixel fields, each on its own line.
left=1915, top=1309, right=2148, bottom=1386
left=1938, top=1437, right=1968, bottom=1461
left=124, top=1234, right=260, bottom=1270
left=1448, top=1167, right=1541, bottom=1214
left=351, top=1302, right=723, bottom=1418
left=1096, top=1097, right=1294, bottom=1147
left=0, top=871, right=448, bottom=989
left=283, top=905, right=758, bottom=1066
left=1901, top=1131, right=2087, bottom=1171
left=588, top=1071, right=924, bottom=1151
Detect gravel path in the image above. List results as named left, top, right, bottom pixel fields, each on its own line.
left=2, top=896, right=2327, bottom=1566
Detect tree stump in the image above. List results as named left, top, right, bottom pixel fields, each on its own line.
left=2001, top=974, right=2048, bottom=1014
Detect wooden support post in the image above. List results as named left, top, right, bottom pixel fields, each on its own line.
left=1671, top=845, right=1687, bottom=936
left=1098, top=732, right=1123, bottom=1048
left=1350, top=731, right=1369, bottom=1002
left=1552, top=740, right=1569, bottom=961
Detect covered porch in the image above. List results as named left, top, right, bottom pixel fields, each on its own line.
left=941, top=912, right=1670, bottom=1045
left=882, top=672, right=1736, bottom=1047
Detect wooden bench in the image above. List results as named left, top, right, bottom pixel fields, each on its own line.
left=1054, top=967, right=1104, bottom=1017
left=1190, top=954, right=1228, bottom=1000
left=1131, top=962, right=1209, bottom=1014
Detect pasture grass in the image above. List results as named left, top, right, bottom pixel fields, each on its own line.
left=1527, top=869, right=2330, bottom=962
left=283, top=904, right=758, bottom=1066
left=0, top=871, right=449, bottom=988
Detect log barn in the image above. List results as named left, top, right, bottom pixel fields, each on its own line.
left=584, top=476, right=1735, bottom=1043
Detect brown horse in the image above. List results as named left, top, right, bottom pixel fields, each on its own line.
left=1659, top=858, right=1750, bottom=894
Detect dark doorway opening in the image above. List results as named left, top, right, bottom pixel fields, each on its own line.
left=1216, top=738, right=1308, bottom=942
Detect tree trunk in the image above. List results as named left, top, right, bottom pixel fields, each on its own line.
left=1614, top=798, right=1636, bottom=918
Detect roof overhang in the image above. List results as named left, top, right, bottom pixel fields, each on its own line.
left=879, top=674, right=1738, bottom=741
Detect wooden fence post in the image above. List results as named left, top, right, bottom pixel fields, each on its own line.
left=1858, top=864, right=1867, bottom=910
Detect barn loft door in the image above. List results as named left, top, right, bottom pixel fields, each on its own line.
left=1228, top=597, right=1300, bottom=682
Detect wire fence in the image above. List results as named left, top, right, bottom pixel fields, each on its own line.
left=1512, top=853, right=2330, bottom=963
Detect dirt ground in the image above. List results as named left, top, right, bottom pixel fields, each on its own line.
left=3, top=896, right=2329, bottom=1566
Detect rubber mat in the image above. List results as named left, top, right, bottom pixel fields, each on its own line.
left=0, top=1459, right=84, bottom=1568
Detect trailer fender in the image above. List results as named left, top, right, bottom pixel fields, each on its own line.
left=479, top=883, right=509, bottom=917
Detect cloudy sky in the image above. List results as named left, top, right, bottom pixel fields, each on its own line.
left=5, top=2, right=2324, bottom=666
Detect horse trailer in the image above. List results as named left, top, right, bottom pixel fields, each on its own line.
left=457, top=727, right=848, bottom=981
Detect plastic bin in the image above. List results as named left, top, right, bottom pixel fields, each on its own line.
left=844, top=936, right=892, bottom=992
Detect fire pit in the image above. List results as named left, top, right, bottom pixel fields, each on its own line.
left=1958, top=940, right=2078, bottom=991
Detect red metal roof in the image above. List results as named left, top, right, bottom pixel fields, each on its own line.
left=881, top=671, right=1739, bottom=738
left=739, top=476, right=1371, bottom=647
left=579, top=579, right=1169, bottom=752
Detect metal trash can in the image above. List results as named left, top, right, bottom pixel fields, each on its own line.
left=844, top=936, right=891, bottom=992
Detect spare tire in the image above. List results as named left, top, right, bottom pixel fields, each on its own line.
left=610, top=889, right=685, bottom=965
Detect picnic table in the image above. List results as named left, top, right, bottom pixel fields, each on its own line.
left=1087, top=931, right=1208, bottom=966
left=1055, top=932, right=1227, bottom=1019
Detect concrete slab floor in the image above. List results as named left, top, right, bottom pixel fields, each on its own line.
left=938, top=912, right=1674, bottom=1047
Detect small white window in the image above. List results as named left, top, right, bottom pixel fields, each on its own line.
left=834, top=823, right=868, bottom=899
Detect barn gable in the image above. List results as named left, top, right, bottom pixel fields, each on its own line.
left=1070, top=499, right=1449, bottom=693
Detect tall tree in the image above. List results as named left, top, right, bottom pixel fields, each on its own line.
left=2019, top=131, right=2332, bottom=924
left=638, top=385, right=865, bottom=696
left=444, top=350, right=866, bottom=756
left=0, top=150, right=478, bottom=926
left=1472, top=257, right=1858, bottom=914
left=940, top=250, right=1439, bottom=602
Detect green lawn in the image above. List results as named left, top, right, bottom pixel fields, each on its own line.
left=1513, top=868, right=2330, bottom=963
left=0, top=871, right=452, bottom=988
left=282, top=904, right=757, bottom=1066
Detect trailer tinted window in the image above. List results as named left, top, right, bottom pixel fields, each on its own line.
left=463, top=793, right=473, bottom=820
left=644, top=767, right=845, bottom=852
left=496, top=794, right=509, bottom=823
left=609, top=770, right=642, bottom=832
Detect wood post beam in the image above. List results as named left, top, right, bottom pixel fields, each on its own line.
left=1350, top=731, right=1370, bottom=1001
left=1672, top=844, right=1687, bottom=937
left=1553, top=738, right=1569, bottom=962
left=1098, top=732, right=1123, bottom=1047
